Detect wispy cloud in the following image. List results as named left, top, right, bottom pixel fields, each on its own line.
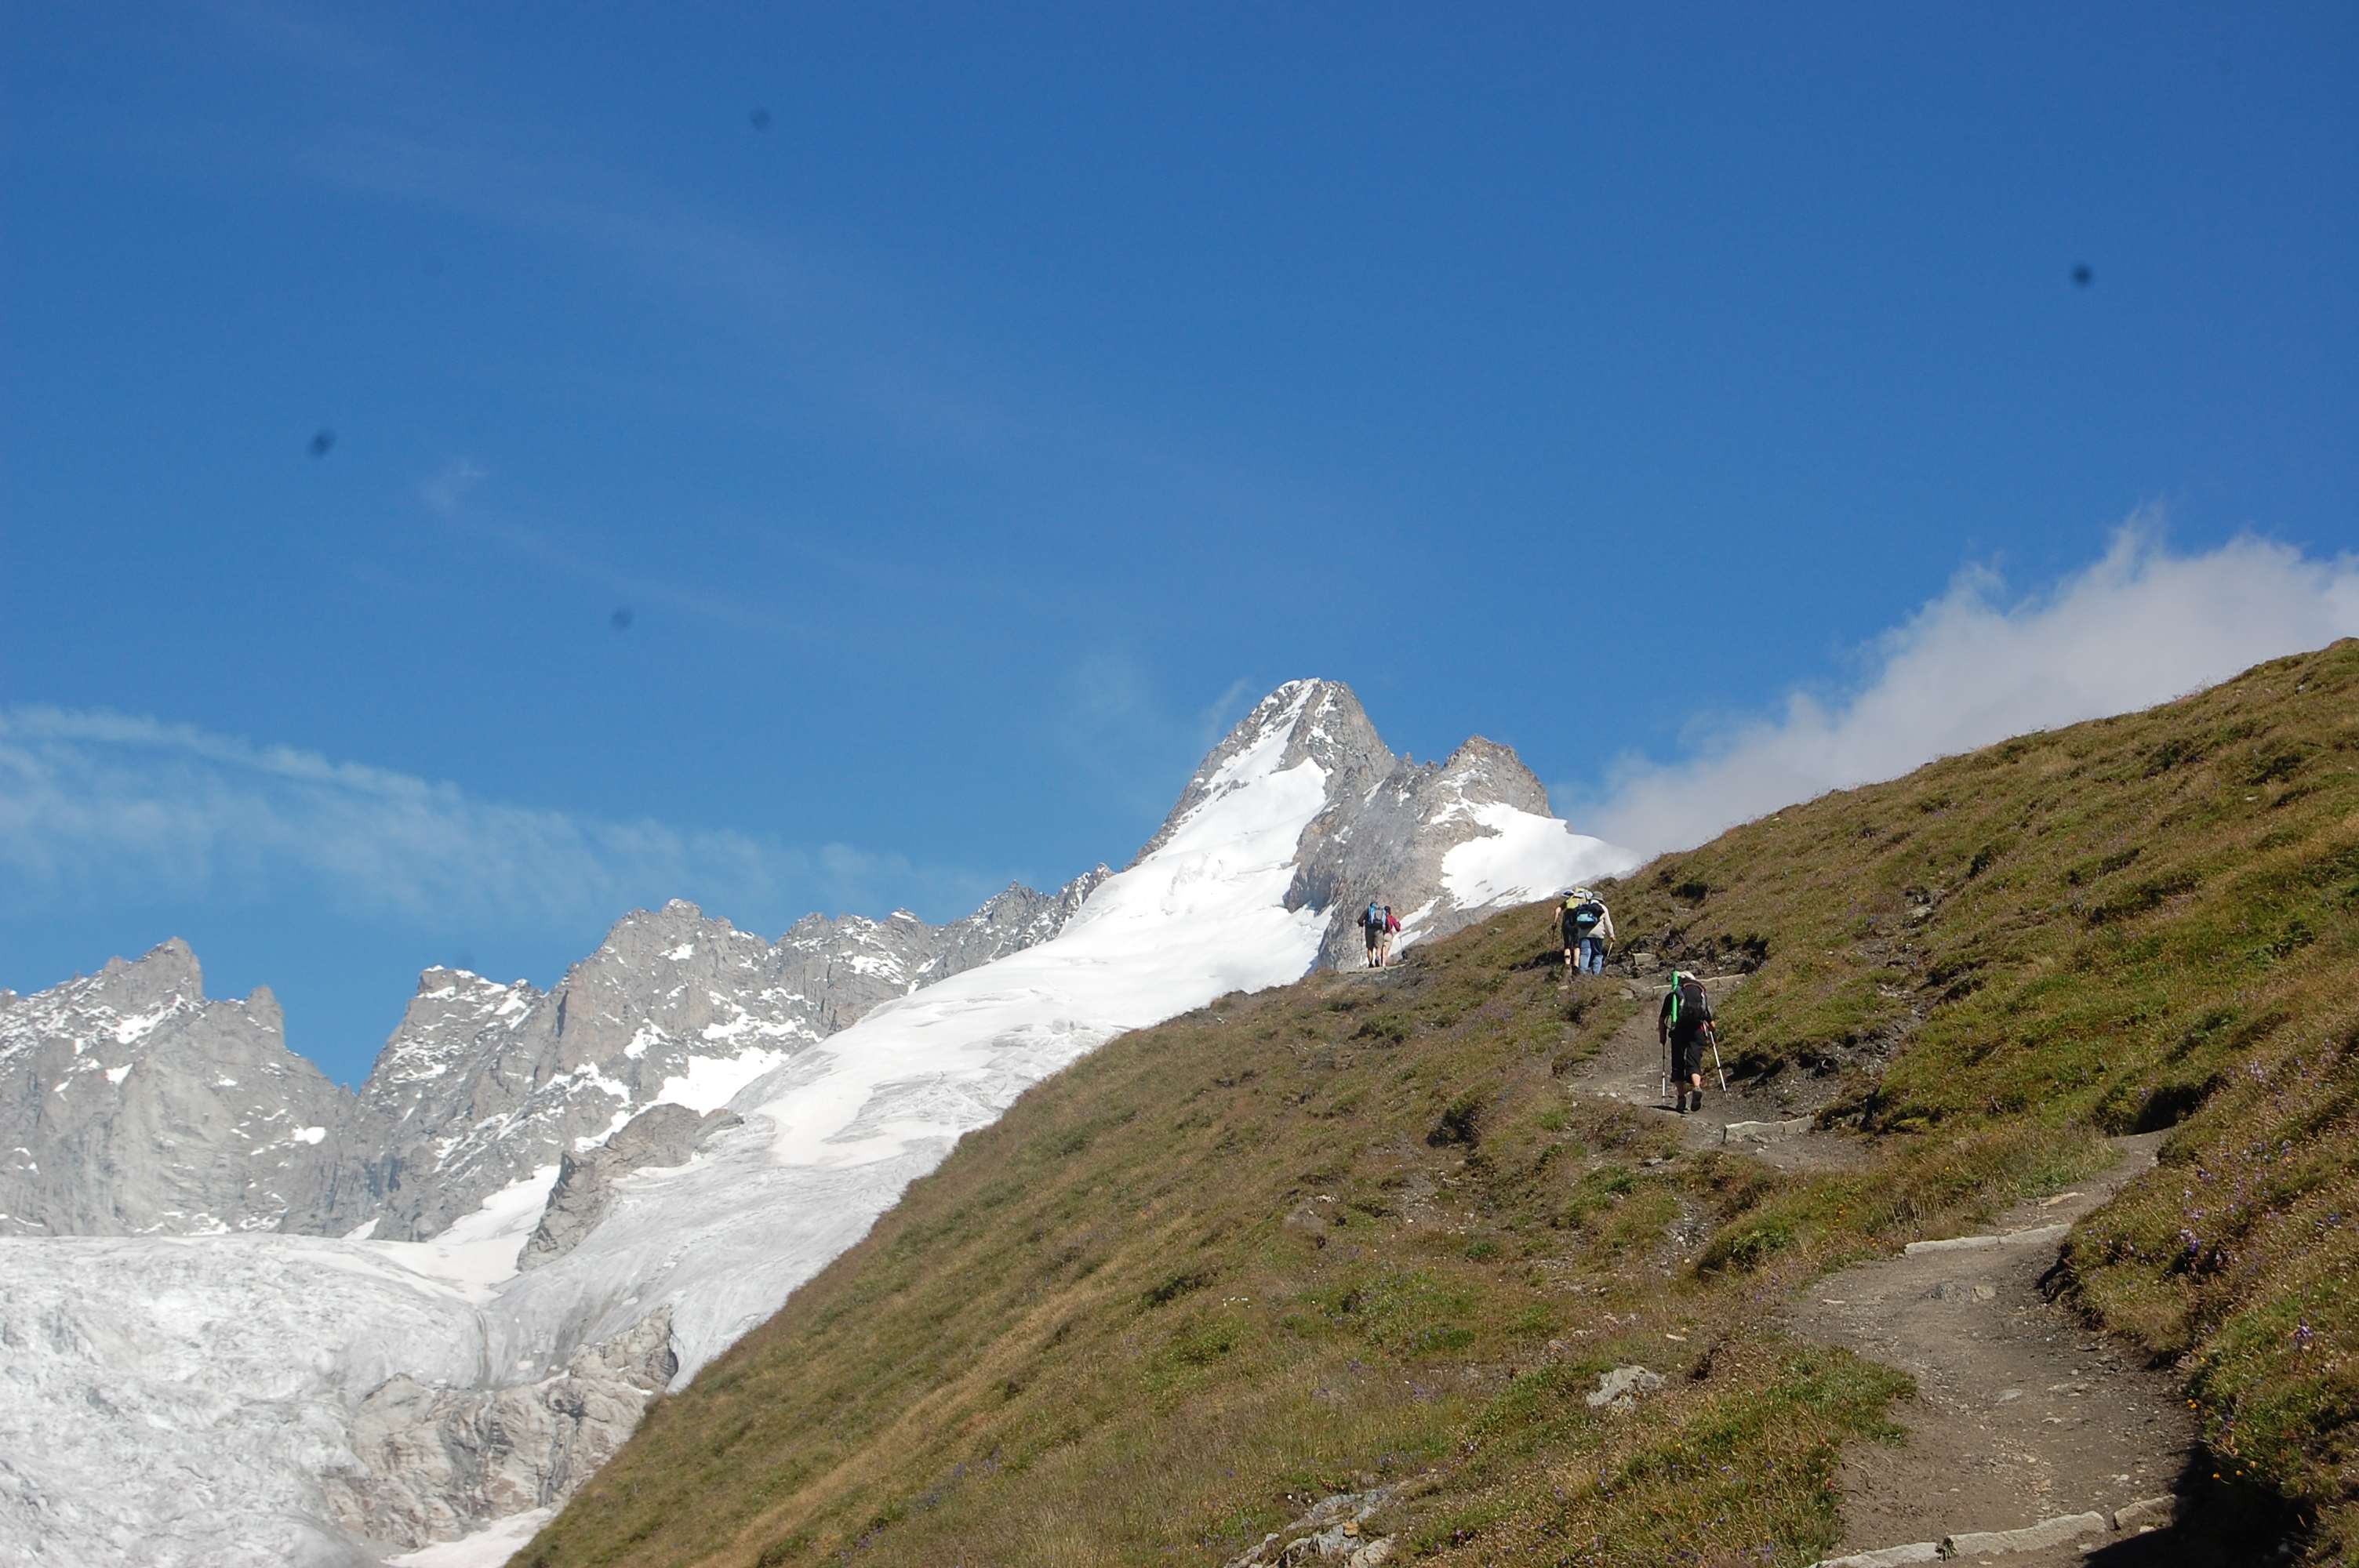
left=0, top=709, right=987, bottom=931
left=410, top=457, right=816, bottom=640
left=1052, top=656, right=1266, bottom=822
left=212, top=12, right=1319, bottom=538
left=1571, top=521, right=2359, bottom=855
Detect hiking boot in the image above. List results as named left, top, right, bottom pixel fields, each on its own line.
left=1688, top=1088, right=1705, bottom=1113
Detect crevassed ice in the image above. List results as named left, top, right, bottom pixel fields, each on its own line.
left=0, top=1164, right=558, bottom=1567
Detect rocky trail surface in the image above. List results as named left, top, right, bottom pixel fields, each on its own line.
left=1565, top=972, right=2225, bottom=1567
left=1574, top=971, right=1856, bottom=1170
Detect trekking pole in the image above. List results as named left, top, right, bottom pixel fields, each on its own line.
left=1708, top=1030, right=1728, bottom=1092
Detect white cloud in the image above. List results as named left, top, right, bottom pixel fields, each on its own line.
left=1574, top=522, right=2359, bottom=855
left=0, top=709, right=974, bottom=930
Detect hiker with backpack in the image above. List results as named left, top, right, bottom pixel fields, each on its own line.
left=1360, top=900, right=1386, bottom=968
left=1381, top=903, right=1401, bottom=965
left=1560, top=889, right=1614, bottom=978
left=1658, top=970, right=1717, bottom=1113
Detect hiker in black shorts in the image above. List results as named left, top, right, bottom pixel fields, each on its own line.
left=1658, top=970, right=1716, bottom=1113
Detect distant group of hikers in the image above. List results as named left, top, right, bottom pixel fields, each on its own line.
left=1558, top=887, right=1721, bottom=1114
left=1347, top=885, right=1721, bottom=1112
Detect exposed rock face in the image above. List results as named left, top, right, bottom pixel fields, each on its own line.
left=322, top=1308, right=678, bottom=1549
left=769, top=869, right=1114, bottom=1035
left=520, top=1104, right=738, bottom=1269
left=3, top=869, right=1112, bottom=1249
left=289, top=871, right=1112, bottom=1243
left=0, top=940, right=357, bottom=1238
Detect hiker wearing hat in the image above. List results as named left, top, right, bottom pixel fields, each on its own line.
left=1559, top=889, right=1614, bottom=979
left=1658, top=970, right=1717, bottom=1113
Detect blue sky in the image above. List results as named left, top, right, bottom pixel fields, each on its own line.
left=4, top=2, right=2355, bottom=1085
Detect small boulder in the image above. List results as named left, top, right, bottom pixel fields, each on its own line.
left=1585, top=1365, right=1663, bottom=1411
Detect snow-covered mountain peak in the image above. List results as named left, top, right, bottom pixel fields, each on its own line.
left=365, top=970, right=544, bottom=1102
left=1219, top=679, right=1385, bottom=778
left=1136, top=679, right=1389, bottom=864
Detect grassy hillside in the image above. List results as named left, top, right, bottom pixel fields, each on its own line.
left=523, top=641, right=2359, bottom=1568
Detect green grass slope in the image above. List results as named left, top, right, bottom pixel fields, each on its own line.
left=524, top=641, right=2359, bottom=1568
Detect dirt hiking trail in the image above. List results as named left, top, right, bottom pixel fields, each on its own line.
left=1573, top=971, right=1860, bottom=1171
left=1558, top=971, right=2242, bottom=1566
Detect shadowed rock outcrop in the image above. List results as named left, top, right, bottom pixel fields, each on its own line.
left=520, top=1103, right=741, bottom=1269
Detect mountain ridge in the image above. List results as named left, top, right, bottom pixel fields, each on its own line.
left=0, top=678, right=1629, bottom=1567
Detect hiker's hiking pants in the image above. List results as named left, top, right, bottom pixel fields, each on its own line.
left=1577, top=936, right=1606, bottom=975
left=1670, top=1029, right=1705, bottom=1083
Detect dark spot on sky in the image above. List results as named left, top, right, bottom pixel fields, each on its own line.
left=612, top=607, right=634, bottom=631
left=2071, top=263, right=2093, bottom=288
left=749, top=107, right=771, bottom=132
left=308, top=429, right=336, bottom=456
left=453, top=950, right=476, bottom=974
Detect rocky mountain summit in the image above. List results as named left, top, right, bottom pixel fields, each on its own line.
left=0, top=939, right=354, bottom=1238
left=0, top=679, right=1628, bottom=1568
left=1147, top=681, right=1600, bottom=969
